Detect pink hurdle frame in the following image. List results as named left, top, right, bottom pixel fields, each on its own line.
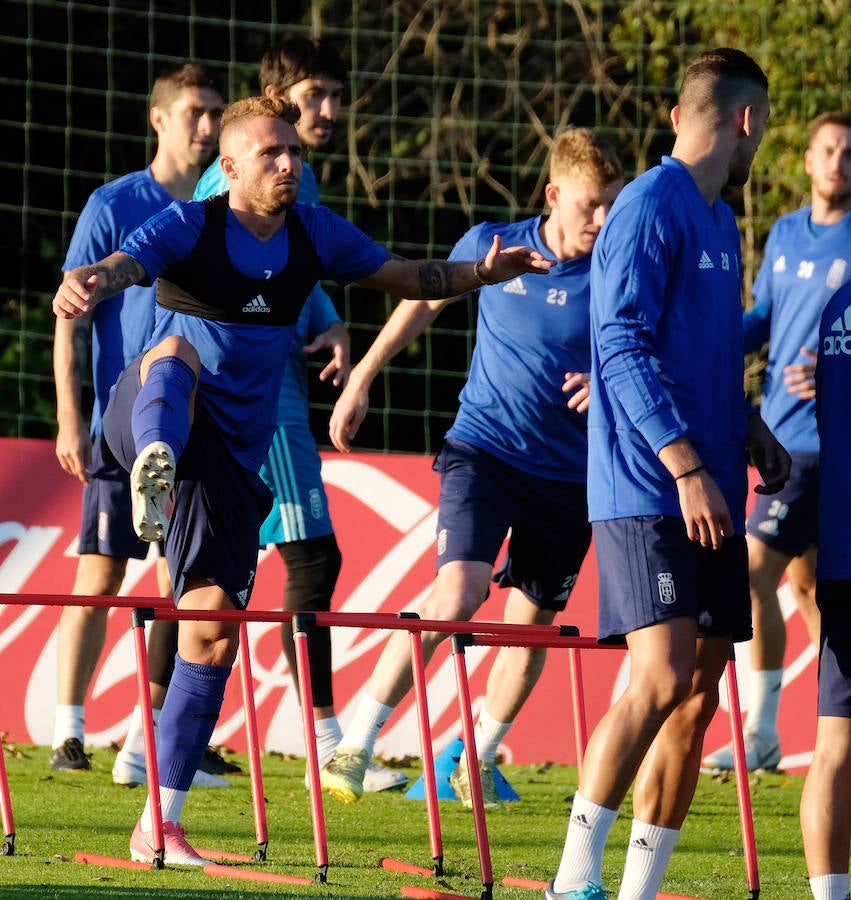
left=0, top=595, right=759, bottom=898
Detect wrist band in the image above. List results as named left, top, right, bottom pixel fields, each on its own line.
left=473, top=257, right=493, bottom=286
left=675, top=464, right=705, bottom=481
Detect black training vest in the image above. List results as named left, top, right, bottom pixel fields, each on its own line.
left=156, top=194, right=323, bottom=326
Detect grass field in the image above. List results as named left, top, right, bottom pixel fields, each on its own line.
left=0, top=744, right=811, bottom=899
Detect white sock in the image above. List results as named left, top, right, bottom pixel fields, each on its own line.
left=745, top=668, right=783, bottom=738
left=52, top=705, right=85, bottom=748
left=140, top=786, right=188, bottom=831
left=315, top=716, right=343, bottom=768
left=474, top=708, right=512, bottom=765
left=617, top=819, right=680, bottom=899
left=552, top=792, right=618, bottom=892
left=809, top=873, right=850, bottom=900
left=121, top=705, right=145, bottom=757
left=121, top=705, right=162, bottom=758
left=339, top=695, right=395, bottom=757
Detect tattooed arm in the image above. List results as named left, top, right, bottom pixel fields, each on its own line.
left=52, top=252, right=149, bottom=319
left=357, top=234, right=553, bottom=299
left=53, top=309, right=94, bottom=483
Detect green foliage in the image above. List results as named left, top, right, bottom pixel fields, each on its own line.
left=5, top=0, right=850, bottom=443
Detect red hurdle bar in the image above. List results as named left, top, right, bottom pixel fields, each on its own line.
left=0, top=730, right=15, bottom=856
left=0, top=594, right=759, bottom=898
left=724, top=651, right=760, bottom=899
left=292, top=613, right=329, bottom=883
left=448, top=629, right=757, bottom=900
left=237, top=621, right=269, bottom=860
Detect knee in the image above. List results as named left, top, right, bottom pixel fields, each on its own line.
left=683, top=681, right=721, bottom=731
left=633, top=663, right=695, bottom=716
left=281, top=535, right=342, bottom=613
left=147, top=336, right=201, bottom=375
left=178, top=623, right=239, bottom=668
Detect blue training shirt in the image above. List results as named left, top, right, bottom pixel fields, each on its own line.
left=119, top=200, right=388, bottom=471
left=815, top=281, right=851, bottom=580
left=447, top=217, right=590, bottom=481
left=588, top=157, right=751, bottom=528
left=744, top=207, right=851, bottom=453
left=62, top=168, right=173, bottom=434
left=193, top=158, right=340, bottom=430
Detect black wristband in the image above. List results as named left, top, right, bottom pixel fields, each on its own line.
left=473, top=257, right=494, bottom=285
left=675, top=464, right=705, bottom=481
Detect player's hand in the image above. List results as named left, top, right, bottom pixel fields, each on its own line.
left=747, top=414, right=791, bottom=495
left=55, top=420, right=93, bottom=484
left=328, top=374, right=370, bottom=453
left=477, top=234, right=554, bottom=284
left=563, top=371, right=591, bottom=413
left=53, top=269, right=98, bottom=319
left=676, top=468, right=733, bottom=550
left=304, top=321, right=351, bottom=389
left=783, top=346, right=817, bottom=400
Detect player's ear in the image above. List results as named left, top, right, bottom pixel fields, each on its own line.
left=740, top=104, right=755, bottom=137
left=220, top=155, right=238, bottom=180
left=544, top=182, right=559, bottom=209
left=150, top=105, right=165, bottom=135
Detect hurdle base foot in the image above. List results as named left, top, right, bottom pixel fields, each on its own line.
left=1, top=834, right=14, bottom=856
left=313, top=865, right=328, bottom=884
left=253, top=841, right=267, bottom=862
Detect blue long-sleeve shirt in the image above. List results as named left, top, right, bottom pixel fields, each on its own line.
left=588, top=157, right=751, bottom=529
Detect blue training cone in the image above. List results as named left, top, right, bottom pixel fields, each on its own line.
left=404, top=736, right=521, bottom=801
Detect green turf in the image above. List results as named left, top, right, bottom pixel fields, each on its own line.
left=0, top=745, right=811, bottom=898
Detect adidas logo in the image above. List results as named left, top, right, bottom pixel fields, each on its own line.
left=630, top=838, right=654, bottom=852
left=772, top=255, right=786, bottom=273
left=823, top=304, right=851, bottom=356
left=570, top=813, right=591, bottom=830
left=242, top=295, right=271, bottom=314
left=698, top=250, right=714, bottom=270
left=502, top=277, right=526, bottom=295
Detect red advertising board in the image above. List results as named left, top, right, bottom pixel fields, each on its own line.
left=0, top=438, right=816, bottom=772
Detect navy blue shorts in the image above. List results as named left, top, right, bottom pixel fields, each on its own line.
left=103, top=356, right=272, bottom=608
left=746, top=451, right=819, bottom=557
left=816, top=580, right=851, bottom=718
left=433, top=438, right=591, bottom=611
left=77, top=432, right=152, bottom=560
left=593, top=515, right=751, bottom=644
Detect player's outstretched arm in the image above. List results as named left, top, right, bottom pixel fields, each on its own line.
left=329, top=296, right=452, bottom=453
left=357, top=234, right=552, bottom=300
left=52, top=252, right=147, bottom=319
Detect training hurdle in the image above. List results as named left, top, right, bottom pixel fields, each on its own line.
left=447, top=631, right=759, bottom=900
left=0, top=596, right=759, bottom=897
left=0, top=594, right=294, bottom=881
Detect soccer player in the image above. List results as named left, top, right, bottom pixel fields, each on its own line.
left=189, top=35, right=405, bottom=793
left=51, top=95, right=553, bottom=865
left=800, top=279, right=851, bottom=900
left=319, top=128, right=623, bottom=807
left=546, top=49, right=790, bottom=900
left=51, top=62, right=224, bottom=777
left=703, top=110, right=851, bottom=773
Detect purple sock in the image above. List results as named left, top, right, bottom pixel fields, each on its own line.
left=131, top=356, right=197, bottom=459
left=156, top=655, right=231, bottom=791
